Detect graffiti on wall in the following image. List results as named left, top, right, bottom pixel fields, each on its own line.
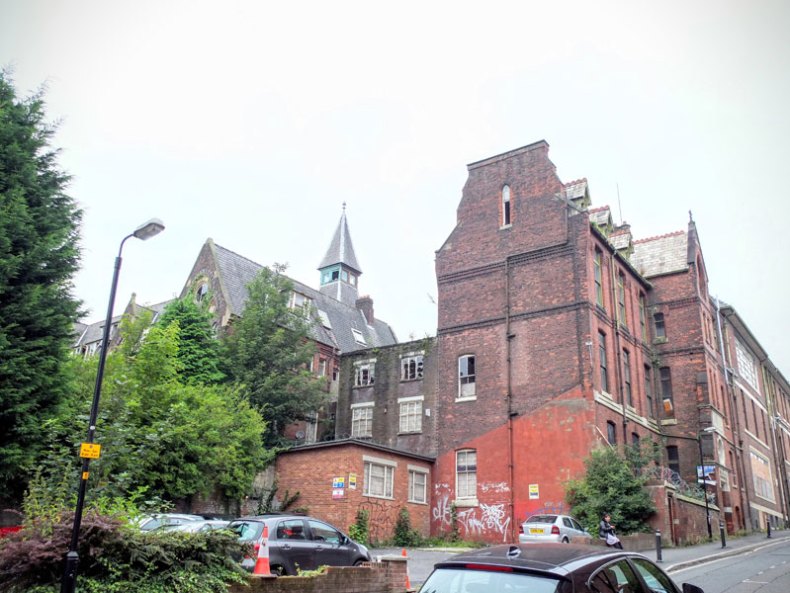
left=359, top=498, right=396, bottom=543
left=432, top=485, right=512, bottom=542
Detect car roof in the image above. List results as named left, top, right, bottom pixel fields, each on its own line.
left=231, top=514, right=307, bottom=522
left=435, top=544, right=634, bottom=578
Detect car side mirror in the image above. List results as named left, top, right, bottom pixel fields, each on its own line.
left=682, top=584, right=705, bottom=593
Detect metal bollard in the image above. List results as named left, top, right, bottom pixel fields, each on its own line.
left=767, top=520, right=772, bottom=539
left=719, top=521, right=726, bottom=548
left=655, top=530, right=662, bottom=563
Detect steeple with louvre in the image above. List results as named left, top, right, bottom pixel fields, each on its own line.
left=318, top=204, right=362, bottom=306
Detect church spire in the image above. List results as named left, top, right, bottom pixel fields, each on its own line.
left=318, top=204, right=362, bottom=305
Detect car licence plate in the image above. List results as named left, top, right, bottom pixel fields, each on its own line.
left=529, top=528, right=543, bottom=534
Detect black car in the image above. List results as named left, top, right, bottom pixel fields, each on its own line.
left=228, top=514, right=371, bottom=576
left=418, top=543, right=705, bottom=593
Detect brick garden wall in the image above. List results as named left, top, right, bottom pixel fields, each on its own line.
left=227, top=558, right=409, bottom=593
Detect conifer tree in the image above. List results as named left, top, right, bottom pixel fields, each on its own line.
left=0, top=72, right=82, bottom=503
left=156, top=296, right=224, bottom=384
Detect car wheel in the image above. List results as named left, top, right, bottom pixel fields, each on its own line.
left=562, top=537, right=570, bottom=543
left=271, top=565, right=287, bottom=576
left=354, top=559, right=366, bottom=566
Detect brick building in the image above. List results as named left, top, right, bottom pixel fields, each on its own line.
left=330, top=140, right=788, bottom=544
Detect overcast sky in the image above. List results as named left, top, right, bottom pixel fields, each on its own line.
left=2, top=0, right=789, bottom=376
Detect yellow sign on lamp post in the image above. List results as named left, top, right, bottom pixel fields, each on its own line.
left=79, top=443, right=102, bottom=459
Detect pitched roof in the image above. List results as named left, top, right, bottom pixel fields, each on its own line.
left=317, top=207, right=362, bottom=274
left=212, top=242, right=396, bottom=353
left=630, top=231, right=688, bottom=278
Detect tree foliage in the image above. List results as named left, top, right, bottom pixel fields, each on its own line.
left=565, top=444, right=657, bottom=535
left=0, top=71, right=82, bottom=503
left=222, top=265, right=327, bottom=446
left=155, top=296, right=224, bottom=384
left=41, top=319, right=269, bottom=504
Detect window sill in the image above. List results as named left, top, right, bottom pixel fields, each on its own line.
left=653, top=337, right=668, bottom=345
left=398, top=431, right=423, bottom=436
left=499, top=224, right=512, bottom=230
left=363, top=494, right=394, bottom=501
left=353, top=384, right=375, bottom=389
left=400, top=377, right=424, bottom=383
left=454, top=498, right=478, bottom=508
left=407, top=499, right=428, bottom=506
left=455, top=396, right=477, bottom=403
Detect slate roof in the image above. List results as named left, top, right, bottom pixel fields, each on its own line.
left=588, top=206, right=612, bottom=228
left=73, top=314, right=123, bottom=347
left=630, top=231, right=688, bottom=278
left=212, top=242, right=396, bottom=354
left=317, top=208, right=362, bottom=274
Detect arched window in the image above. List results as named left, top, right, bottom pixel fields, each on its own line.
left=501, top=185, right=511, bottom=227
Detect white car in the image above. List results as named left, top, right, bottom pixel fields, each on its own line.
left=137, top=513, right=204, bottom=531
left=518, top=514, right=590, bottom=543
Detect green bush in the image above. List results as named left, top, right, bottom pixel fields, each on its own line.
left=393, top=507, right=421, bottom=547
left=348, top=509, right=369, bottom=545
left=0, top=511, right=248, bottom=593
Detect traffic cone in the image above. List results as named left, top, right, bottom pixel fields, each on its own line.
left=253, top=524, right=272, bottom=575
left=402, top=548, right=411, bottom=590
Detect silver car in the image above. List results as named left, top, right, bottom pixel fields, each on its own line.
left=518, top=514, right=590, bottom=543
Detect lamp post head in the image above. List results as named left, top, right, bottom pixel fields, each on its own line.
left=133, top=218, right=165, bottom=241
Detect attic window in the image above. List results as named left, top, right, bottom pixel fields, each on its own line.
left=318, top=309, right=332, bottom=329
left=196, top=282, right=209, bottom=302
left=289, top=291, right=311, bottom=314
left=351, top=328, right=367, bottom=345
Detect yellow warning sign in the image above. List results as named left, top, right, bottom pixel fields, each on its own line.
left=82, top=472, right=90, bottom=480
left=79, top=443, right=102, bottom=459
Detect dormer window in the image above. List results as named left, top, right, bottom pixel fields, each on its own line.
left=289, top=291, right=311, bottom=316
left=501, top=184, right=512, bottom=227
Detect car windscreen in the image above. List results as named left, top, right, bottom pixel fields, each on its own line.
left=525, top=515, right=557, bottom=524
left=228, top=521, right=264, bottom=542
left=420, top=567, right=563, bottom=593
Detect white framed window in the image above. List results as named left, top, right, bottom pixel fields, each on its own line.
left=351, top=403, right=374, bottom=438
left=289, top=291, right=312, bottom=316
left=735, top=340, right=760, bottom=393
left=398, top=397, right=423, bottom=433
left=351, top=328, right=367, bottom=345
left=408, top=467, right=428, bottom=504
left=354, top=359, right=376, bottom=387
left=456, top=449, right=477, bottom=500
left=317, top=358, right=327, bottom=377
left=363, top=456, right=395, bottom=499
left=400, top=352, right=424, bottom=381
left=458, top=355, right=476, bottom=399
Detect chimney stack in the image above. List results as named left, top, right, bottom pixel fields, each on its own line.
left=356, top=295, right=374, bottom=325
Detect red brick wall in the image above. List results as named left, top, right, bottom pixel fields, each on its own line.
left=227, top=559, right=409, bottom=593
left=276, top=444, right=432, bottom=543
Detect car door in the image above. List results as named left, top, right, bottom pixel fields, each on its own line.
left=629, top=557, right=682, bottom=593
left=273, top=518, right=316, bottom=573
left=570, top=517, right=588, bottom=538
left=307, top=519, right=353, bottom=567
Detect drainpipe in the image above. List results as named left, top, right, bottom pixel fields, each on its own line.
left=505, top=256, right=516, bottom=541
left=715, top=298, right=752, bottom=530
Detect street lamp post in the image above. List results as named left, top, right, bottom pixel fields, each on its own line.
left=61, top=219, right=164, bottom=593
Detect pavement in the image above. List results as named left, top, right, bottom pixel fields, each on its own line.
left=373, top=529, right=790, bottom=586
left=655, top=529, right=790, bottom=573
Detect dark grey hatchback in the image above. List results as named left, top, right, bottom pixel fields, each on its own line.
left=228, top=514, right=370, bottom=576
left=418, top=544, right=705, bottom=593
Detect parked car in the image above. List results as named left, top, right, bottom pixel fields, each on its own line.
left=518, top=513, right=590, bottom=544
left=136, top=513, right=204, bottom=531
left=418, top=543, right=705, bottom=593
left=158, top=519, right=231, bottom=533
left=228, top=514, right=371, bottom=575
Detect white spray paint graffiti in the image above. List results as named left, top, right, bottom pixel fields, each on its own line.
left=431, top=486, right=512, bottom=542
left=432, top=494, right=453, bottom=527
left=480, top=482, right=510, bottom=493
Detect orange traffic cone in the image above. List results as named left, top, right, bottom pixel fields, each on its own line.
left=253, top=524, right=272, bottom=575
left=402, top=548, right=411, bottom=590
